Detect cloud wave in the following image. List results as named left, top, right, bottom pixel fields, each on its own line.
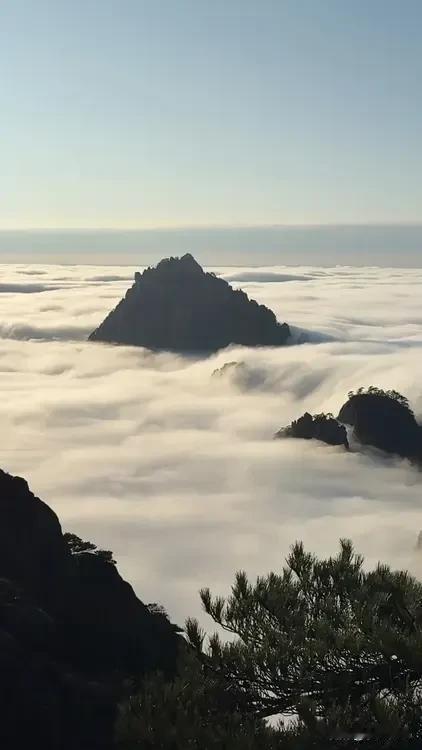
left=0, top=262, right=422, bottom=627
left=222, top=271, right=311, bottom=283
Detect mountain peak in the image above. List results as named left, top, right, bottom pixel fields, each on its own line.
left=90, top=254, right=291, bottom=352
left=155, top=253, right=203, bottom=274
left=180, top=252, right=201, bottom=267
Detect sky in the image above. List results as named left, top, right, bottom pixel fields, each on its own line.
left=1, top=0, right=422, bottom=232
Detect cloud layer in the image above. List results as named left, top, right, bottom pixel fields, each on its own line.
left=1, top=262, right=422, bottom=626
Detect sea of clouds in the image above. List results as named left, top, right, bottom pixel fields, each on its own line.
left=1, top=261, right=422, bottom=627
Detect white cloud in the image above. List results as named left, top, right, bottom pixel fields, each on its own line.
left=0, top=282, right=61, bottom=293
left=0, top=262, right=422, bottom=627
left=221, top=271, right=311, bottom=283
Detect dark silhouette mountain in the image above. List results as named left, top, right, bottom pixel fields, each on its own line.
left=89, top=254, right=290, bottom=351
left=278, top=388, right=422, bottom=465
left=0, top=469, right=180, bottom=749
left=338, top=388, right=422, bottom=461
left=276, top=412, right=349, bottom=449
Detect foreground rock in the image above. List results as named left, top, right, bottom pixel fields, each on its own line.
left=276, top=412, right=349, bottom=449
left=338, top=387, right=422, bottom=461
left=89, top=254, right=290, bottom=352
left=0, top=469, right=180, bottom=749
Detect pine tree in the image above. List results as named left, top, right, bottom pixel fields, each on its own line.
left=186, top=539, right=422, bottom=743
left=116, top=651, right=279, bottom=749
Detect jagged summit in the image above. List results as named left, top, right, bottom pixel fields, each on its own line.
left=173, top=252, right=202, bottom=270
left=137, top=253, right=202, bottom=279
left=89, top=254, right=291, bottom=352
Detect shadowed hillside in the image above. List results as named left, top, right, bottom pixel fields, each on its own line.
left=0, top=469, right=181, bottom=749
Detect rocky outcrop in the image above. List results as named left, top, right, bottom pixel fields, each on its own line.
left=338, top=389, right=422, bottom=461
left=0, top=469, right=180, bottom=749
left=212, top=361, right=252, bottom=386
left=212, top=361, right=242, bottom=378
left=278, top=389, right=422, bottom=465
left=276, top=412, right=349, bottom=449
left=89, top=254, right=290, bottom=352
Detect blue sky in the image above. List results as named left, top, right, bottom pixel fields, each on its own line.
left=1, top=0, right=421, bottom=230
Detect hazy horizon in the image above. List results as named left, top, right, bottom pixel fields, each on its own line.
left=0, top=224, right=421, bottom=266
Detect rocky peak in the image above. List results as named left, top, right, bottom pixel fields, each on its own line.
left=175, top=252, right=202, bottom=270
left=338, top=389, right=422, bottom=460
left=276, top=412, right=349, bottom=449
left=152, top=253, right=204, bottom=278
left=89, top=254, right=291, bottom=352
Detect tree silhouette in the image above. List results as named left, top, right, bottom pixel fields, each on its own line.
left=186, top=540, right=422, bottom=743
left=347, top=387, right=413, bottom=415
left=64, top=532, right=116, bottom=564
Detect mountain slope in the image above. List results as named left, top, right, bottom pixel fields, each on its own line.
left=0, top=468, right=180, bottom=749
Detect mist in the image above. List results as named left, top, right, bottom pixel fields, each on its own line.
left=1, top=261, right=422, bottom=626
left=1, top=225, right=421, bottom=266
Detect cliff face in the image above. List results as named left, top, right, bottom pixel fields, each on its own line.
left=0, top=472, right=68, bottom=608
left=338, top=393, right=422, bottom=460
left=0, top=469, right=180, bottom=749
left=89, top=254, right=290, bottom=352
